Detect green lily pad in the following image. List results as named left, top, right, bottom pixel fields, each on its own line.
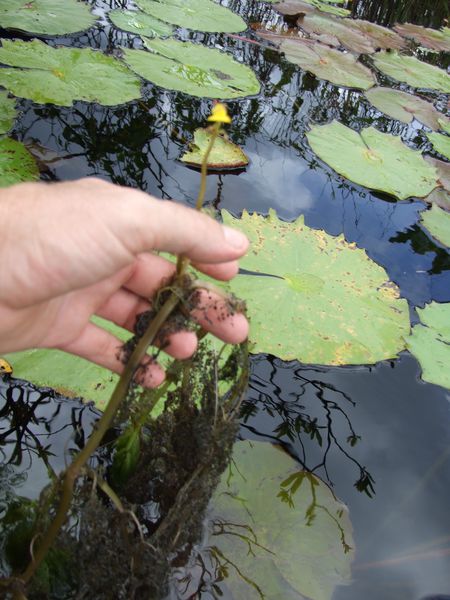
left=307, top=121, right=438, bottom=200
left=0, top=39, right=142, bottom=107
left=274, top=0, right=350, bottom=17
left=373, top=51, right=450, bottom=93
left=365, top=87, right=449, bottom=130
left=427, top=131, right=450, bottom=161
left=206, top=440, right=354, bottom=600
left=349, top=19, right=406, bottom=50
left=0, top=137, right=39, bottom=187
left=180, top=128, right=249, bottom=169
left=394, top=23, right=450, bottom=52
left=438, top=118, right=450, bottom=135
left=134, top=0, right=246, bottom=32
left=407, top=302, right=450, bottom=390
left=0, top=0, right=97, bottom=36
left=420, top=204, right=450, bottom=247
left=280, top=39, right=375, bottom=90
left=108, top=9, right=173, bottom=37
left=222, top=210, right=410, bottom=365
left=123, top=38, right=260, bottom=99
left=0, top=92, right=16, bottom=135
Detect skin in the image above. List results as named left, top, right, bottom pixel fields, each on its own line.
left=0, top=178, right=249, bottom=387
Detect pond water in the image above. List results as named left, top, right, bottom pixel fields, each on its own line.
left=1, top=0, right=450, bottom=599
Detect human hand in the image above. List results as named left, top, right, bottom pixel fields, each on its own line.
left=0, top=178, right=249, bottom=387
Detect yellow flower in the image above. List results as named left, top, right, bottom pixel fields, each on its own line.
left=0, top=358, right=13, bottom=376
left=207, top=102, right=232, bottom=124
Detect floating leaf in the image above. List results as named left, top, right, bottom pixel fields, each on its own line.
left=407, top=302, right=450, bottom=390
left=420, top=204, right=450, bottom=247
left=349, top=19, right=406, bottom=50
left=180, top=128, right=248, bottom=169
left=108, top=8, right=173, bottom=37
left=373, top=51, right=450, bottom=93
left=0, top=0, right=97, bottom=36
left=439, top=118, right=450, bottom=135
left=427, top=131, right=450, bottom=161
left=365, top=87, right=449, bottom=130
left=277, top=0, right=350, bottom=17
left=280, top=39, right=375, bottom=89
left=307, top=121, right=438, bottom=199
left=0, top=39, right=142, bottom=107
left=222, top=210, right=410, bottom=365
left=0, top=138, right=39, bottom=187
left=134, top=0, right=246, bottom=32
left=123, top=38, right=260, bottom=99
left=0, top=92, right=16, bottom=135
left=205, top=440, right=354, bottom=600
left=394, top=23, right=450, bottom=52
left=424, top=188, right=450, bottom=211
left=425, top=156, right=450, bottom=193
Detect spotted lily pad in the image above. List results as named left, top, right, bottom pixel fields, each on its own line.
left=307, top=121, right=438, bottom=199
left=373, top=51, right=450, bottom=93
left=108, top=8, right=173, bottom=37
left=274, top=0, right=350, bottom=17
left=394, top=23, right=450, bottom=52
left=0, top=39, right=142, bottom=106
left=280, top=39, right=375, bottom=90
left=222, top=209, right=410, bottom=365
left=407, top=302, right=450, bottom=390
left=0, top=0, right=97, bottom=36
left=427, top=131, right=450, bottom=161
left=365, top=87, right=449, bottom=130
left=0, top=92, right=16, bottom=135
left=181, top=128, right=249, bottom=169
left=134, top=0, right=246, bottom=32
left=123, top=38, right=260, bottom=99
left=204, top=440, right=354, bottom=600
left=0, top=137, right=39, bottom=187
left=420, top=204, right=450, bottom=247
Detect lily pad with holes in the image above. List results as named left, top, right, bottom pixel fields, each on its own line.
left=134, top=0, right=246, bottom=33
left=203, top=440, right=354, bottom=600
left=123, top=38, right=260, bottom=99
left=0, top=92, right=16, bottom=134
left=108, top=8, right=173, bottom=37
left=427, top=131, right=450, bottom=161
left=307, top=121, right=438, bottom=199
left=0, top=137, right=39, bottom=187
left=280, top=39, right=375, bottom=89
left=394, top=23, right=450, bottom=53
left=273, top=0, right=349, bottom=16
left=0, top=0, right=97, bottom=36
left=420, top=204, right=450, bottom=247
left=221, top=209, right=410, bottom=365
left=181, top=128, right=249, bottom=169
left=407, top=302, right=450, bottom=390
left=0, top=39, right=142, bottom=106
left=365, top=87, right=449, bottom=130
left=373, top=51, right=450, bottom=93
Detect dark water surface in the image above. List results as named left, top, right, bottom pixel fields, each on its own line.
left=1, top=0, right=450, bottom=598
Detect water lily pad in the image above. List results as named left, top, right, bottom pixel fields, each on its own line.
left=424, top=188, right=450, bottom=211
left=0, top=137, right=39, bottom=187
left=0, top=92, right=16, bottom=134
left=373, top=51, right=450, bottom=93
left=222, top=209, right=410, bottom=365
left=420, top=204, right=450, bottom=247
left=275, top=0, right=350, bottom=17
left=407, top=302, right=450, bottom=390
left=439, top=118, right=450, bottom=135
left=349, top=19, right=406, bottom=50
left=134, top=0, right=246, bottom=32
left=280, top=39, right=375, bottom=90
left=427, top=131, right=450, bottom=161
left=394, top=23, right=450, bottom=52
left=0, top=39, right=142, bottom=106
left=307, top=121, right=438, bottom=200
left=425, top=156, right=450, bottom=193
left=181, top=128, right=249, bottom=169
left=206, top=440, right=354, bottom=600
left=108, top=8, right=173, bottom=37
left=123, top=38, right=260, bottom=99
left=298, top=14, right=376, bottom=54
left=365, top=87, right=449, bottom=130
left=0, top=0, right=97, bottom=36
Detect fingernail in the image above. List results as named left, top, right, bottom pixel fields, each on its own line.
left=223, top=226, right=248, bottom=250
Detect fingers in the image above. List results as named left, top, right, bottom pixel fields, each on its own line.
left=58, top=321, right=165, bottom=388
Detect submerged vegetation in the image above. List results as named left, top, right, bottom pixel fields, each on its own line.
left=0, top=0, right=449, bottom=598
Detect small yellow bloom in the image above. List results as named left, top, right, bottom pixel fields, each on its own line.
left=207, top=102, right=231, bottom=124
left=0, top=358, right=13, bottom=376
